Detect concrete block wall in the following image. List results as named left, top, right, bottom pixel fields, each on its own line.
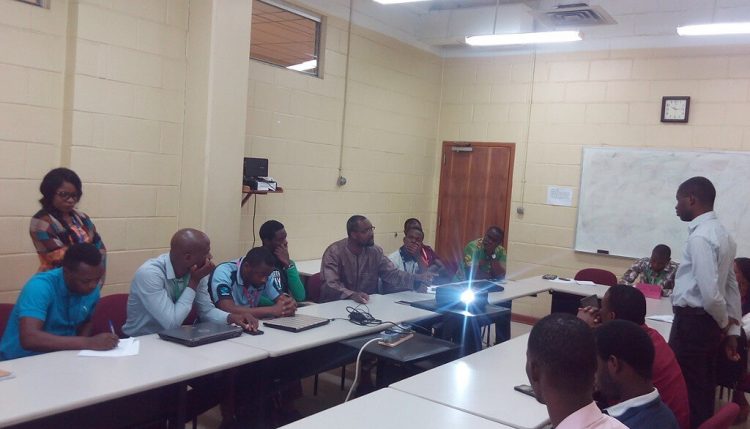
left=440, top=45, right=750, bottom=317
left=243, top=14, right=442, bottom=262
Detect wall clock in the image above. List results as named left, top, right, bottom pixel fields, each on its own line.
left=661, top=96, right=690, bottom=123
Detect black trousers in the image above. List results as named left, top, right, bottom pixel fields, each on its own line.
left=669, top=310, right=722, bottom=428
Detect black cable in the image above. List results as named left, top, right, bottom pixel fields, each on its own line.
left=251, top=194, right=258, bottom=248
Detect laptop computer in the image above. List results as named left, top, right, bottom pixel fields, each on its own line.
left=263, top=314, right=330, bottom=333
left=158, top=322, right=242, bottom=347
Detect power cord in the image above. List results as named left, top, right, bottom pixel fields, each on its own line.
left=345, top=337, right=383, bottom=402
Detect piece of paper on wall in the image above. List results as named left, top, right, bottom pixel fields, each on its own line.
left=546, top=186, right=573, bottom=206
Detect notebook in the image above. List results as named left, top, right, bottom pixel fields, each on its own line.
left=263, top=314, right=330, bottom=333
left=636, top=283, right=663, bottom=299
left=158, top=322, right=242, bottom=347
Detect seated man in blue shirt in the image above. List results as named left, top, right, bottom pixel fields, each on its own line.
left=596, top=320, right=679, bottom=429
left=0, top=243, right=118, bottom=360
left=209, top=247, right=297, bottom=321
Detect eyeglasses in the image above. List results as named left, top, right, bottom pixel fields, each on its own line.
left=56, top=190, right=80, bottom=201
left=358, top=226, right=376, bottom=233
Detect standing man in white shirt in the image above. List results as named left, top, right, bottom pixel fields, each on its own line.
left=669, top=176, right=742, bottom=428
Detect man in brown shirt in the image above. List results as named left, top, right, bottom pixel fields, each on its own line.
left=320, top=215, right=434, bottom=303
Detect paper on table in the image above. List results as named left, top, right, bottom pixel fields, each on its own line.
left=575, top=280, right=596, bottom=285
left=78, top=337, right=139, bottom=357
left=547, top=278, right=574, bottom=283
left=646, top=315, right=674, bottom=323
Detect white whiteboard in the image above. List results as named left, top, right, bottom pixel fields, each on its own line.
left=575, top=147, right=750, bottom=260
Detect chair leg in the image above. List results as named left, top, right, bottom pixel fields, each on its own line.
left=313, top=373, right=319, bottom=396
left=340, top=365, right=346, bottom=391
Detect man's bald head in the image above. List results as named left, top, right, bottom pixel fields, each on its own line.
left=169, top=228, right=211, bottom=276
left=171, top=228, right=209, bottom=253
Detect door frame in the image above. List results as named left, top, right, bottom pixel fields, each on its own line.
left=434, top=141, right=515, bottom=255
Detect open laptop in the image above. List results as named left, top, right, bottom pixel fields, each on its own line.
left=263, top=314, right=330, bottom=333
left=158, top=322, right=242, bottom=347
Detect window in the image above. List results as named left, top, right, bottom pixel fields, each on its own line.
left=250, top=0, right=322, bottom=77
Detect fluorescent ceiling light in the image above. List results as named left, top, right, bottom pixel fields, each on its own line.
left=373, top=0, right=430, bottom=4
left=465, top=30, right=582, bottom=46
left=677, top=22, right=750, bottom=36
left=287, top=60, right=317, bottom=71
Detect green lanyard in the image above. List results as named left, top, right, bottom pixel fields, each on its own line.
left=172, top=275, right=188, bottom=302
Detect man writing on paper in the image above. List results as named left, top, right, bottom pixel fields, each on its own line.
left=670, top=176, right=742, bottom=428
left=123, top=228, right=254, bottom=336
left=621, top=244, right=679, bottom=292
left=320, top=215, right=434, bottom=303
left=0, top=243, right=118, bottom=360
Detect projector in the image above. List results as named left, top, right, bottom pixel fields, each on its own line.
left=435, top=285, right=489, bottom=309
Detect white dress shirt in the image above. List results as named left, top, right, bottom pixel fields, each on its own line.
left=672, top=211, right=741, bottom=336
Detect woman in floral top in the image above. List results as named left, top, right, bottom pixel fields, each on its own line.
left=29, top=168, right=106, bottom=274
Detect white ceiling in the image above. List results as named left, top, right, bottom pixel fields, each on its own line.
left=298, top=0, right=750, bottom=57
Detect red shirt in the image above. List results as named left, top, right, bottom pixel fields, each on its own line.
left=643, top=325, right=690, bottom=429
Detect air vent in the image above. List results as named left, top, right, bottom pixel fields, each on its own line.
left=532, top=4, right=616, bottom=28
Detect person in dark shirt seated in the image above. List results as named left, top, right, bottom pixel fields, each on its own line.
left=578, top=285, right=690, bottom=429
left=526, top=314, right=627, bottom=429
left=595, top=320, right=679, bottom=429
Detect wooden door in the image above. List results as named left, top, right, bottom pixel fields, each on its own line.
left=435, top=142, right=515, bottom=272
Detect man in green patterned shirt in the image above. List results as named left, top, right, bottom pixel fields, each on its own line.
left=456, top=226, right=507, bottom=281
left=621, top=245, right=679, bottom=291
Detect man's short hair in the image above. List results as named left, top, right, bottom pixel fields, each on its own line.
left=403, top=218, right=421, bottom=231
left=528, top=313, right=596, bottom=394
left=651, top=244, right=671, bottom=260
left=62, top=243, right=102, bottom=270
left=606, top=285, right=646, bottom=325
left=487, top=226, right=504, bottom=241
left=259, top=220, right=284, bottom=241
left=243, top=247, right=275, bottom=268
left=595, top=320, right=654, bottom=380
left=678, top=176, right=716, bottom=206
left=346, top=215, right=367, bottom=237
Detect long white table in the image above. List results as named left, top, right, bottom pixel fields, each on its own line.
left=0, top=334, right=269, bottom=427
left=229, top=293, right=439, bottom=357
left=279, top=388, right=514, bottom=429
left=391, top=333, right=546, bottom=429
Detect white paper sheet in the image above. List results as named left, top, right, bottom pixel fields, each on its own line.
left=646, top=315, right=674, bottom=324
left=78, top=337, right=139, bottom=357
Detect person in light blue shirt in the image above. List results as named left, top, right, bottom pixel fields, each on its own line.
left=209, top=247, right=297, bottom=320
left=670, top=176, right=742, bottom=427
left=0, top=243, right=118, bottom=360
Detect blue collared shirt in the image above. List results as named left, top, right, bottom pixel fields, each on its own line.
left=672, top=211, right=741, bottom=335
left=0, top=268, right=100, bottom=360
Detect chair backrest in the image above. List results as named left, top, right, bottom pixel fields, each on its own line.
left=697, top=402, right=740, bottom=429
left=574, top=268, right=618, bottom=286
left=306, top=272, right=323, bottom=303
left=0, top=303, right=14, bottom=339
left=90, top=294, right=129, bottom=338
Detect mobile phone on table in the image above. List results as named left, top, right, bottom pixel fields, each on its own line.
left=579, top=294, right=600, bottom=309
left=514, top=384, right=536, bottom=398
left=542, top=274, right=557, bottom=280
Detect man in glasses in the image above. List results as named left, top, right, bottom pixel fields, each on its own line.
left=0, top=243, right=117, bottom=360
left=320, top=215, right=434, bottom=303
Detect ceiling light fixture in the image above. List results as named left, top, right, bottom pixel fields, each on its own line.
left=287, top=59, right=317, bottom=71
left=677, top=22, right=750, bottom=36
left=465, top=30, right=582, bottom=46
left=373, top=0, right=430, bottom=4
